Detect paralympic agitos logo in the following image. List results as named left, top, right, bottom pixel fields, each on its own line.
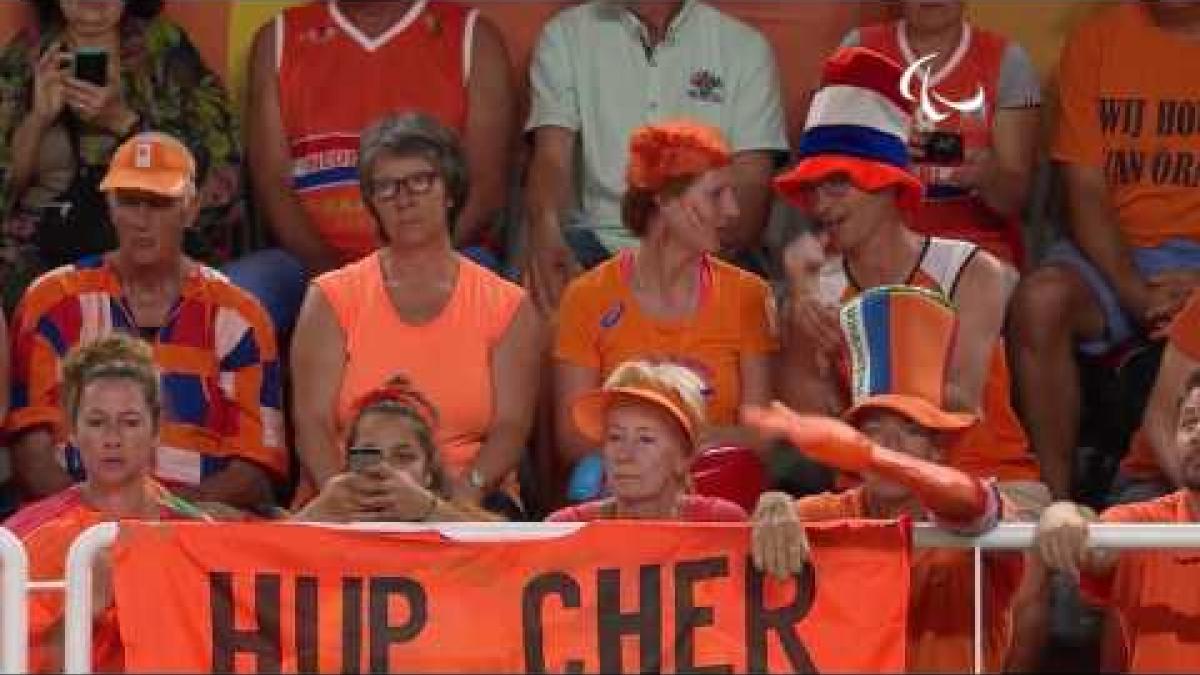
left=899, top=53, right=985, bottom=123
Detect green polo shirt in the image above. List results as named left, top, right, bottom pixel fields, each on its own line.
left=527, top=0, right=788, bottom=252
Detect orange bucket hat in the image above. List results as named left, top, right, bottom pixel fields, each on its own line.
left=840, top=285, right=976, bottom=432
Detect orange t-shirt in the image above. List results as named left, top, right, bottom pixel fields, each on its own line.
left=794, top=488, right=1023, bottom=673
left=316, top=252, right=525, bottom=476
left=1052, top=3, right=1200, bottom=248
left=278, top=0, right=473, bottom=263
left=1122, top=291, right=1200, bottom=480
left=555, top=252, right=778, bottom=427
left=1080, top=490, right=1200, bottom=672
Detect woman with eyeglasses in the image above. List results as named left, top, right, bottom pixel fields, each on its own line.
left=291, top=112, right=541, bottom=518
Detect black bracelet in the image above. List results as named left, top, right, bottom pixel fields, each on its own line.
left=419, top=491, right=440, bottom=522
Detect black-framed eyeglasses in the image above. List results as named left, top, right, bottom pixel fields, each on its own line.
left=366, top=171, right=440, bottom=202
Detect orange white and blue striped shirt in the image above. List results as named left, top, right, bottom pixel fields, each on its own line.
left=5, top=255, right=286, bottom=486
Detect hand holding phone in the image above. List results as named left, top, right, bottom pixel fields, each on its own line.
left=72, top=48, right=108, bottom=87
left=347, top=446, right=383, bottom=473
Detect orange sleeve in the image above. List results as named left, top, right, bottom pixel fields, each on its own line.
left=5, top=291, right=69, bottom=440
left=1166, top=291, right=1200, bottom=361
left=553, top=275, right=603, bottom=369
left=738, top=273, right=778, bottom=356
left=312, top=265, right=359, bottom=335
left=1080, top=498, right=1174, bottom=606
left=793, top=490, right=864, bottom=521
left=1051, top=16, right=1104, bottom=167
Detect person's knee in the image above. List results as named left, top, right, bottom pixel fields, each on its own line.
left=1010, top=265, right=1092, bottom=344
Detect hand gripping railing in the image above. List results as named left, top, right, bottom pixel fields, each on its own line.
left=62, top=521, right=1200, bottom=673
left=0, top=527, right=28, bottom=673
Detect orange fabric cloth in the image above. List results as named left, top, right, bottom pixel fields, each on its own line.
left=1123, top=292, right=1200, bottom=480
left=857, top=22, right=1026, bottom=268
left=278, top=0, right=473, bottom=263
left=842, top=263, right=1040, bottom=482
left=1052, top=3, right=1200, bottom=249
left=114, top=520, right=911, bottom=672
left=545, top=494, right=748, bottom=522
left=794, top=488, right=1022, bottom=673
left=556, top=252, right=777, bottom=427
left=1080, top=490, right=1200, bottom=672
left=316, top=252, right=524, bottom=477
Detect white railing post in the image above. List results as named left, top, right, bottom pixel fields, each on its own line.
left=0, top=527, right=29, bottom=674
left=63, top=522, right=118, bottom=674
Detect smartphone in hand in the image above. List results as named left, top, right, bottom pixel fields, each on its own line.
left=73, top=48, right=108, bottom=87
left=346, top=446, right=383, bottom=473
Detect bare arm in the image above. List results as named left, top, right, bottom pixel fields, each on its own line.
left=1035, top=501, right=1119, bottom=581
left=1063, top=164, right=1152, bottom=321
left=973, top=107, right=1040, bottom=218
left=554, top=361, right=601, bottom=464
left=521, top=126, right=580, bottom=312
left=468, top=298, right=543, bottom=496
left=13, top=429, right=73, bottom=500
left=244, top=22, right=339, bottom=273
left=1141, top=343, right=1195, bottom=487
left=724, top=151, right=775, bottom=255
left=453, top=16, right=515, bottom=248
left=290, top=287, right=347, bottom=490
left=946, top=251, right=1018, bottom=413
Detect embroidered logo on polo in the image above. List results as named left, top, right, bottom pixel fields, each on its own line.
left=687, top=69, right=725, bottom=104
left=302, top=26, right=339, bottom=45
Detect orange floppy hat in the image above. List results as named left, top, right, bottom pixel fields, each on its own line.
left=773, top=46, right=923, bottom=211
left=99, top=131, right=196, bottom=198
left=571, top=361, right=707, bottom=449
left=625, top=119, right=733, bottom=192
left=839, top=285, right=976, bottom=432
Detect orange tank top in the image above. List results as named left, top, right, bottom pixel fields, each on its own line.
left=316, top=252, right=524, bottom=476
left=831, top=237, right=1040, bottom=481
left=278, top=0, right=473, bottom=263
left=859, top=22, right=1025, bottom=268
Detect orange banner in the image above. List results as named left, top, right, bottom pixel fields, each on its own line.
left=113, top=520, right=910, bottom=673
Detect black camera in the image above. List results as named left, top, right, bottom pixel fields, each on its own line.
left=916, top=130, right=965, bottom=165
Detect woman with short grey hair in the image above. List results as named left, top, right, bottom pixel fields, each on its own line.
left=291, top=112, right=541, bottom=520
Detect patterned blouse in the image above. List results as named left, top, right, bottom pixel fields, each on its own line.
left=0, top=15, right=244, bottom=312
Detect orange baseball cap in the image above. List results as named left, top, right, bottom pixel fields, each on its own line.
left=99, top=132, right=196, bottom=197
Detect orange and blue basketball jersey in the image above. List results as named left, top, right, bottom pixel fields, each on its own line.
left=856, top=22, right=1032, bottom=268
left=277, top=0, right=474, bottom=263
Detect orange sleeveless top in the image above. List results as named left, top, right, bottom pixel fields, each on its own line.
left=278, top=0, right=473, bottom=263
left=316, top=252, right=524, bottom=476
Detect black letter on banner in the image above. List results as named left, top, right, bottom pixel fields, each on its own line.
left=746, top=558, right=817, bottom=673
left=675, top=557, right=733, bottom=674
left=342, top=578, right=363, bottom=674
left=598, top=565, right=663, bottom=673
left=296, top=576, right=319, bottom=672
left=522, top=572, right=585, bottom=674
left=210, top=572, right=283, bottom=673
left=368, top=577, right=428, bottom=673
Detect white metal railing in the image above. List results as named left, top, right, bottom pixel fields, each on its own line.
left=59, top=522, right=1200, bottom=674
left=0, top=527, right=28, bottom=674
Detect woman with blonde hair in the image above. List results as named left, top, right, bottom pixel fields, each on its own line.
left=547, top=360, right=747, bottom=522
left=5, top=333, right=210, bottom=672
